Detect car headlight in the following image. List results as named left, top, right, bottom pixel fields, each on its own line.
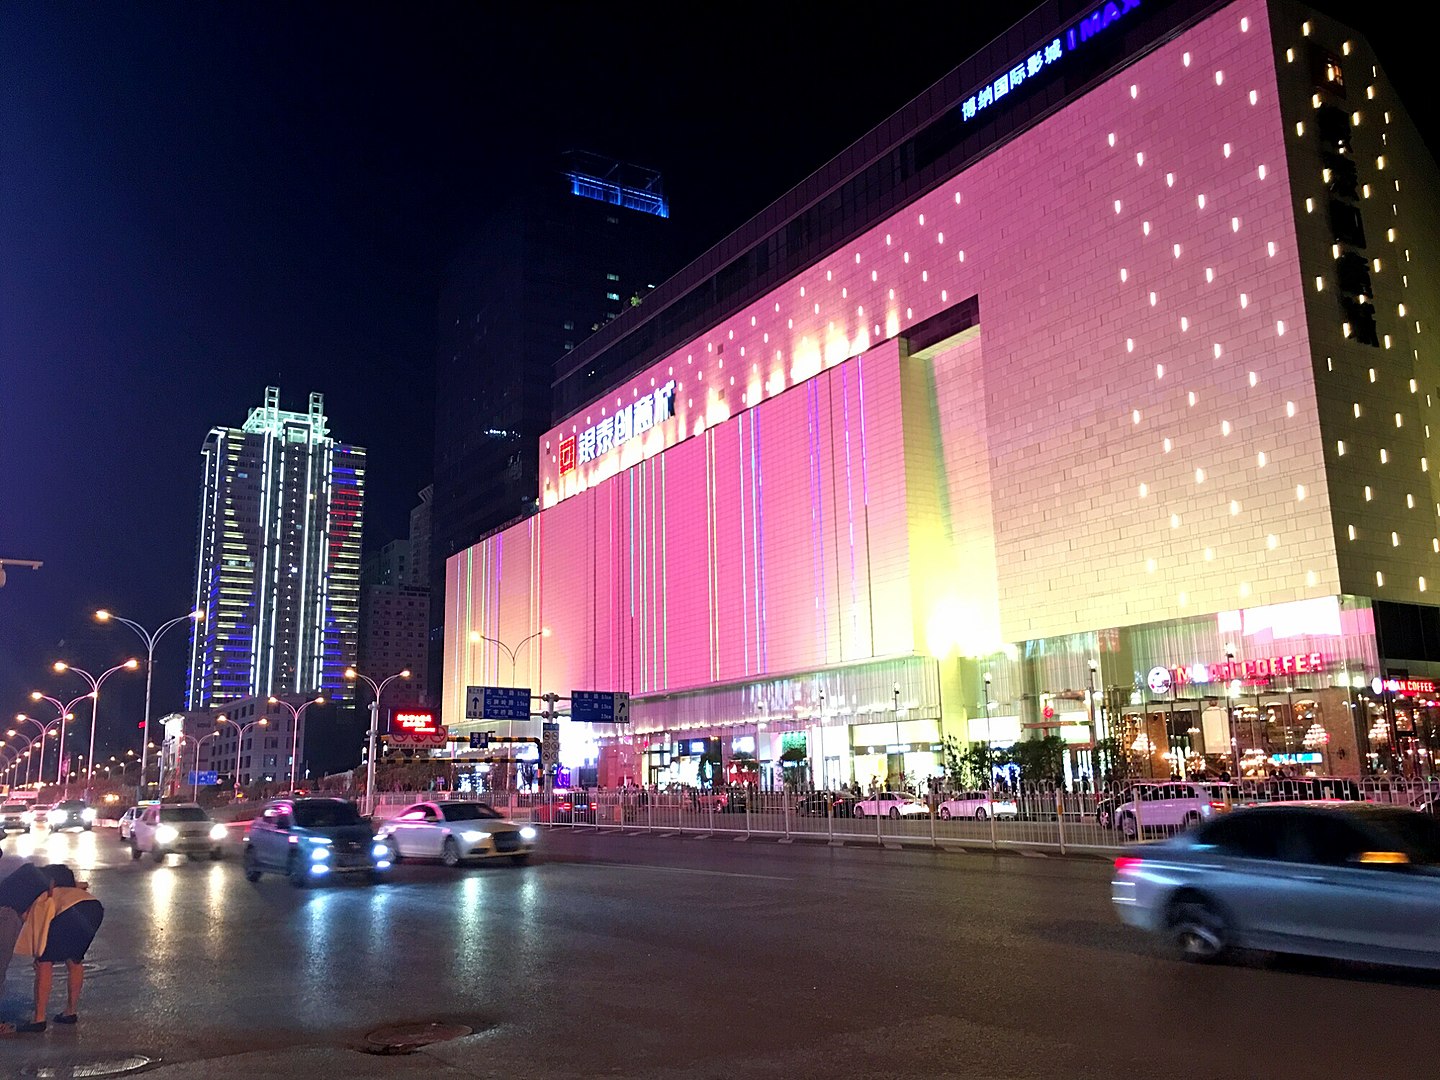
left=310, top=846, right=331, bottom=861
left=461, top=830, right=491, bottom=843
left=209, top=824, right=227, bottom=841
left=81, top=808, right=97, bottom=822
left=47, top=809, right=65, bottom=825
left=371, top=842, right=389, bottom=859
left=519, top=827, right=537, bottom=841
left=155, top=825, right=179, bottom=845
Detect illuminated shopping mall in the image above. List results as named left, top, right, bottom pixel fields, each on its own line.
left=443, top=0, right=1440, bottom=788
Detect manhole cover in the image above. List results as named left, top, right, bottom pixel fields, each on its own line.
left=363, top=1021, right=472, bottom=1054
left=21, top=1056, right=156, bottom=1078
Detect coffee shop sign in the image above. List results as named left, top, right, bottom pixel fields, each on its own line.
left=1148, top=653, right=1328, bottom=695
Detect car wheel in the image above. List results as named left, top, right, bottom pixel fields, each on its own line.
left=939, top=807, right=952, bottom=820
left=1119, top=812, right=1139, bottom=840
left=1182, top=811, right=1202, bottom=829
left=1097, top=809, right=1112, bottom=829
left=974, top=807, right=988, bottom=822
left=130, top=842, right=141, bottom=861
left=243, top=847, right=262, bottom=883
left=288, top=854, right=310, bottom=889
left=442, top=837, right=462, bottom=868
left=853, top=806, right=865, bottom=818
left=83, top=824, right=92, bottom=832
left=152, top=847, right=166, bottom=863
left=888, top=807, right=900, bottom=819
left=386, top=839, right=402, bottom=864
left=1168, top=895, right=1229, bottom=963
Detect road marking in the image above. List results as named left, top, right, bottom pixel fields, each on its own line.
left=592, top=862, right=793, bottom=882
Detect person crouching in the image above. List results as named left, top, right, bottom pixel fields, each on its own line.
left=13, top=864, right=104, bottom=1033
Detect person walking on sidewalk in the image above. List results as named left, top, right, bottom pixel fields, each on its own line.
left=13, top=864, right=105, bottom=1034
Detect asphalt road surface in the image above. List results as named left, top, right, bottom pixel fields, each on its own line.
left=1, top=823, right=1434, bottom=1079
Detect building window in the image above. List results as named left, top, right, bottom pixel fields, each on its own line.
left=605, top=292, right=620, bottom=301
left=605, top=273, right=620, bottom=282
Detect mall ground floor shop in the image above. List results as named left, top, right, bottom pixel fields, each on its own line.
left=592, top=595, right=1440, bottom=789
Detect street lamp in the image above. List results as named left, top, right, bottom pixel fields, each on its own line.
left=11, top=716, right=45, bottom=785
left=53, top=658, right=139, bottom=801
left=345, top=667, right=411, bottom=816
left=215, top=715, right=269, bottom=796
left=193, top=730, right=224, bottom=801
left=29, top=691, right=90, bottom=790
left=266, top=695, right=324, bottom=794
left=95, top=607, right=204, bottom=800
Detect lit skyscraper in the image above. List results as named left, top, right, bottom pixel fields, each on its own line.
left=187, top=387, right=364, bottom=708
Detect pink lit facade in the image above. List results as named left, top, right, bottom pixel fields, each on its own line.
left=447, top=2, right=1440, bottom=786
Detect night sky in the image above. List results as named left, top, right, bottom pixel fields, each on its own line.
left=0, top=2, right=1426, bottom=763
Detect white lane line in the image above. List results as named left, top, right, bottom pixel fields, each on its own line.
left=591, top=862, right=793, bottom=882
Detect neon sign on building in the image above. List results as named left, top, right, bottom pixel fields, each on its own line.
left=559, top=380, right=677, bottom=477
left=962, top=0, right=1142, bottom=123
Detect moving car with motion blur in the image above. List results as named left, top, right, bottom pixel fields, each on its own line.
left=131, top=803, right=227, bottom=861
left=852, top=791, right=930, bottom=818
left=376, top=800, right=536, bottom=866
left=1, top=802, right=32, bottom=833
left=243, top=797, right=389, bottom=887
left=937, top=791, right=1018, bottom=821
left=117, top=806, right=142, bottom=841
left=47, top=800, right=98, bottom=832
left=1113, top=803, right=1440, bottom=968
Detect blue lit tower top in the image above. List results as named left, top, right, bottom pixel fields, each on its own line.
left=187, top=387, right=364, bottom=708
left=562, top=150, right=668, bottom=218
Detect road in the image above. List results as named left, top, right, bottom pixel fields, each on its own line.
left=1, top=823, right=1435, bottom=1079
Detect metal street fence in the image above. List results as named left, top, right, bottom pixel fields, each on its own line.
left=368, top=776, right=1440, bottom=855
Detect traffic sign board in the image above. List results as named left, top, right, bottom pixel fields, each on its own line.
left=387, top=708, right=448, bottom=749
left=188, top=771, right=218, bottom=786
left=466, top=685, right=532, bottom=721
left=540, top=722, right=560, bottom=767
left=570, top=689, right=630, bottom=724
left=469, top=731, right=493, bottom=750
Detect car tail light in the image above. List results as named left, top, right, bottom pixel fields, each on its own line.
left=1114, top=856, right=1144, bottom=872
left=1209, top=800, right=1228, bottom=811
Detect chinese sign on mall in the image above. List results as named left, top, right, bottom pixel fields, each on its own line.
left=962, top=0, right=1141, bottom=123
left=558, top=380, right=677, bottom=477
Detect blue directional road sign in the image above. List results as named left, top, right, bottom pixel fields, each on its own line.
left=570, top=690, right=631, bottom=724
left=188, top=771, right=219, bottom=786
left=469, top=731, right=492, bottom=750
left=465, top=685, right=532, bottom=721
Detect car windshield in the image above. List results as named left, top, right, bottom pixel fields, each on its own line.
left=293, top=802, right=363, bottom=828
left=1372, top=811, right=1440, bottom=864
left=161, top=807, right=210, bottom=822
left=441, top=803, right=504, bottom=821
left=2, top=804, right=25, bottom=813
left=57, top=801, right=86, bottom=811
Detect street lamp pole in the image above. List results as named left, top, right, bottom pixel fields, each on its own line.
left=214, top=715, right=270, bottom=797
left=469, top=628, right=550, bottom=756
left=345, top=668, right=411, bottom=816
left=28, top=692, right=90, bottom=791
left=53, top=658, right=139, bottom=801
left=95, top=608, right=204, bottom=802
left=194, top=731, right=223, bottom=801
left=267, top=695, right=325, bottom=794
left=11, top=716, right=45, bottom=785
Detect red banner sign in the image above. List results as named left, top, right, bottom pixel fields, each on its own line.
left=387, top=709, right=447, bottom=748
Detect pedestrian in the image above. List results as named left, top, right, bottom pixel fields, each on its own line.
left=0, top=850, right=53, bottom=1038
left=13, top=864, right=105, bottom=1034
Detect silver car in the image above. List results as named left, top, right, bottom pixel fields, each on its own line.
left=376, top=800, right=537, bottom=866
left=1113, top=803, right=1440, bottom=969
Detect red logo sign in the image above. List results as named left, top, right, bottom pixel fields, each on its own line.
left=558, top=435, right=576, bottom=476
left=1383, top=678, right=1436, bottom=695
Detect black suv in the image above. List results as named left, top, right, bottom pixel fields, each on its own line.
left=47, top=800, right=95, bottom=832
left=243, top=797, right=388, bottom=888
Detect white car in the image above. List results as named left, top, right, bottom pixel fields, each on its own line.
left=938, top=791, right=1018, bottom=821
left=851, top=792, right=930, bottom=818
left=117, top=806, right=143, bottom=842
left=376, top=800, right=537, bottom=866
left=1112, top=782, right=1235, bottom=839
left=130, top=803, right=227, bottom=862
left=1, top=802, right=32, bottom=833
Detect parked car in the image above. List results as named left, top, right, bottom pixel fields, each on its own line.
left=131, top=803, right=226, bottom=862
left=852, top=792, right=930, bottom=818
left=0, top=802, right=31, bottom=833
left=117, top=806, right=142, bottom=842
left=47, top=800, right=97, bottom=832
left=1112, top=782, right=1235, bottom=839
left=243, top=797, right=388, bottom=887
left=1113, top=803, right=1440, bottom=968
left=702, top=788, right=748, bottom=813
left=532, top=791, right=598, bottom=823
left=938, top=791, right=1018, bottom=821
left=376, top=800, right=536, bottom=866
left=795, top=792, right=855, bottom=818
